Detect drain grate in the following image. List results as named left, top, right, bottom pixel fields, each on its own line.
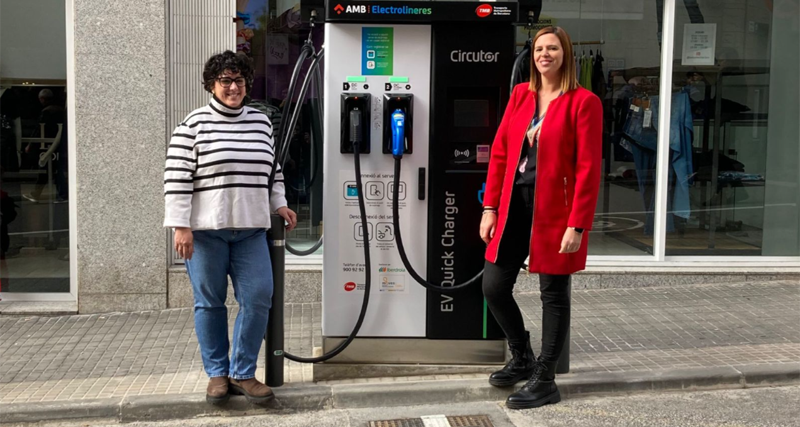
left=368, top=415, right=493, bottom=427
left=368, top=420, right=425, bottom=427
left=447, top=415, right=494, bottom=426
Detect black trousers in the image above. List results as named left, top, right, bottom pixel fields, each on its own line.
left=482, top=185, right=571, bottom=363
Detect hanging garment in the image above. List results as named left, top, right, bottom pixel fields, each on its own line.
left=580, top=56, right=593, bottom=92
left=622, top=90, right=695, bottom=235
left=592, top=51, right=605, bottom=98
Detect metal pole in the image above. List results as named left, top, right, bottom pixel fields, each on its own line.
left=265, top=214, right=285, bottom=387
left=708, top=74, right=724, bottom=250
left=47, top=157, right=55, bottom=245
left=556, top=276, right=571, bottom=374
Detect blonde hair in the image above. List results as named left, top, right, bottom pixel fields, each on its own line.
left=528, top=26, right=579, bottom=93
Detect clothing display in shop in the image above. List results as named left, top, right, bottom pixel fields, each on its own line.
left=607, top=76, right=636, bottom=163
left=718, top=172, right=764, bottom=184
left=579, top=54, right=593, bottom=92
left=575, top=51, right=604, bottom=95
left=592, top=51, right=605, bottom=99
left=691, top=152, right=763, bottom=192
left=692, top=151, right=742, bottom=181
left=622, top=89, right=694, bottom=235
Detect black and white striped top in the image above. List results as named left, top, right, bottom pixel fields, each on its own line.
left=163, top=97, right=287, bottom=230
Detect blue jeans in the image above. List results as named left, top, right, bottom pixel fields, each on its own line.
left=185, top=228, right=273, bottom=380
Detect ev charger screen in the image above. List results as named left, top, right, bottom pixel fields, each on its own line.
left=453, top=100, right=489, bottom=128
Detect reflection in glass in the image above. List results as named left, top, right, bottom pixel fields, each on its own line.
left=666, top=0, right=799, bottom=256
left=0, top=86, right=70, bottom=292
left=1, top=0, right=70, bottom=293
left=515, top=0, right=666, bottom=255
left=236, top=0, right=324, bottom=257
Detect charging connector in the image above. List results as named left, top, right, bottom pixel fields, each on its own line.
left=382, top=94, right=413, bottom=155
left=391, top=109, right=405, bottom=158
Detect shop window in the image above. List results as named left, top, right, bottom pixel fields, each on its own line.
left=515, top=0, right=667, bottom=255
left=666, top=0, right=799, bottom=256
left=0, top=0, right=70, bottom=293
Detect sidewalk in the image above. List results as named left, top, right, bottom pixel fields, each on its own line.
left=1, top=280, right=798, bottom=423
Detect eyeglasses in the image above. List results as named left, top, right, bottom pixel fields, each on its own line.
left=216, top=77, right=247, bottom=88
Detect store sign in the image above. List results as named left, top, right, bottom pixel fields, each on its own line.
left=327, top=1, right=516, bottom=22
left=336, top=3, right=432, bottom=15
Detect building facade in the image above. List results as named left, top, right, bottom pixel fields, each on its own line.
left=0, top=0, right=798, bottom=312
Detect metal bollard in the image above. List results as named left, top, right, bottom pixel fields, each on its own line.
left=555, top=276, right=571, bottom=374
left=265, top=214, right=285, bottom=387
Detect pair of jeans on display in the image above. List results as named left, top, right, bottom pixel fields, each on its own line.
left=482, top=185, right=571, bottom=363
left=622, top=91, right=694, bottom=235
left=185, top=228, right=273, bottom=380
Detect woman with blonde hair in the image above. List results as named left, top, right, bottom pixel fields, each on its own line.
left=480, top=26, right=602, bottom=409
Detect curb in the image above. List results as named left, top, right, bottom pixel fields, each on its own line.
left=0, top=398, right=120, bottom=424
left=1, top=363, right=797, bottom=424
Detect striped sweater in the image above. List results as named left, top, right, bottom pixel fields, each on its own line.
left=163, top=97, right=287, bottom=230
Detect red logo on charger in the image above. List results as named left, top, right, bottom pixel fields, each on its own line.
left=344, top=282, right=357, bottom=292
left=476, top=4, right=493, bottom=17
left=334, top=4, right=344, bottom=14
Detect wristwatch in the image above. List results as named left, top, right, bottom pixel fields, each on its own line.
left=573, top=228, right=584, bottom=234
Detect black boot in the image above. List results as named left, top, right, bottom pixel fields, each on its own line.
left=489, top=331, right=536, bottom=387
left=505, top=357, right=561, bottom=410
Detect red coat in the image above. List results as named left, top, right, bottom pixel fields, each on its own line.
left=483, top=84, right=603, bottom=275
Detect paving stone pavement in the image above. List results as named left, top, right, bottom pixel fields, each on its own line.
left=0, top=280, right=797, bottom=404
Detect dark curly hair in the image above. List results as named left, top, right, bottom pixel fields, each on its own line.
left=202, top=50, right=254, bottom=93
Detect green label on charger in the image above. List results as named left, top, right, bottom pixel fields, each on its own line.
left=362, top=27, right=393, bottom=76
left=389, top=76, right=409, bottom=83
left=347, top=76, right=367, bottom=82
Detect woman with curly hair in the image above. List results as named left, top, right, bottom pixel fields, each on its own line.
left=163, top=50, right=297, bottom=405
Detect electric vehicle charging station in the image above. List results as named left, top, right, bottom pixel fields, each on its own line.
left=320, top=1, right=519, bottom=366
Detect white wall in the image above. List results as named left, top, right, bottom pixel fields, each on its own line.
left=0, top=0, right=67, bottom=80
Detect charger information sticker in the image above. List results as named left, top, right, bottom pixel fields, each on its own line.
left=379, top=274, right=405, bottom=292
left=362, top=27, right=393, bottom=75
left=339, top=170, right=409, bottom=294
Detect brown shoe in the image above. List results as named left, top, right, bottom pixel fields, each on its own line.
left=229, top=378, right=275, bottom=404
left=206, top=376, right=230, bottom=405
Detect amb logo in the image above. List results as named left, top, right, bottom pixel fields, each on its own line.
left=475, top=4, right=493, bottom=18
left=336, top=4, right=368, bottom=14
left=344, top=282, right=357, bottom=291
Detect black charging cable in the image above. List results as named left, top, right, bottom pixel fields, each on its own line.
left=282, top=109, right=372, bottom=363
left=391, top=155, right=482, bottom=293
